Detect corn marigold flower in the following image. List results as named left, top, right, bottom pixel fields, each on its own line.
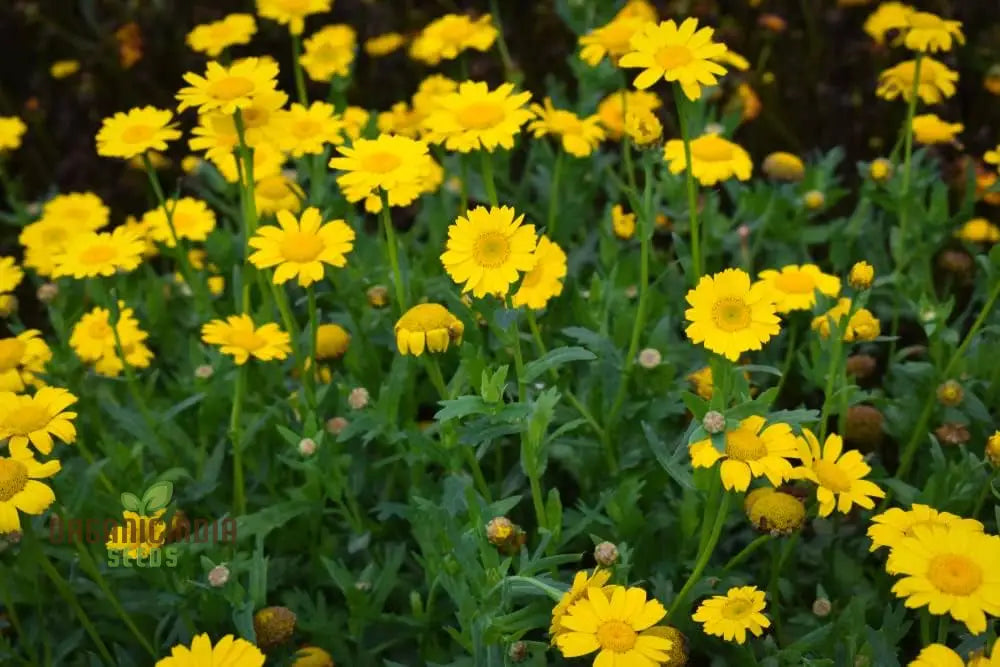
left=70, top=303, right=150, bottom=373
left=909, top=644, right=966, bottom=667
left=886, top=524, right=1000, bottom=635
left=254, top=173, right=305, bottom=214
left=0, top=257, right=22, bottom=296
left=554, top=586, right=673, bottom=663
left=201, top=314, right=291, bottom=365
left=803, top=190, right=826, bottom=210
left=902, top=11, right=964, bottom=53
left=512, top=235, right=567, bottom=309
left=155, top=633, right=265, bottom=667
left=528, top=98, right=605, bottom=157
left=789, top=429, right=885, bottom=517
left=689, top=415, right=799, bottom=491
left=340, top=106, right=370, bottom=141
left=611, top=204, right=636, bottom=240
left=316, top=323, right=350, bottom=360
left=141, top=197, right=217, bottom=247
left=986, top=431, right=1000, bottom=467
left=257, top=0, right=330, bottom=35
left=106, top=509, right=169, bottom=557
left=186, top=13, right=257, bottom=57
left=912, top=114, right=963, bottom=145
left=876, top=57, right=958, bottom=105
left=412, top=74, right=459, bottom=115
left=643, top=626, right=687, bottom=667
left=292, top=646, right=335, bottom=667
left=394, top=303, right=464, bottom=356
left=300, top=24, right=357, bottom=81
left=422, top=81, right=534, bottom=153
left=329, top=134, right=432, bottom=208
left=870, top=158, right=893, bottom=182
left=51, top=227, right=145, bottom=279
left=49, top=59, right=80, bottom=79
left=409, top=14, right=497, bottom=66
left=955, top=218, right=1000, bottom=243
left=0, top=330, right=51, bottom=393
left=579, top=16, right=652, bottom=67
left=549, top=569, right=613, bottom=639
left=441, top=205, right=537, bottom=298
left=868, top=504, right=983, bottom=552
left=687, top=365, right=713, bottom=399
left=619, top=18, right=729, bottom=101
left=684, top=268, right=780, bottom=361
left=664, top=133, right=753, bottom=186
left=0, top=387, right=77, bottom=458
left=692, top=586, right=770, bottom=644
left=863, top=2, right=913, bottom=44
left=761, top=151, right=805, bottom=181
left=0, top=116, right=27, bottom=152
left=848, top=261, right=875, bottom=289
left=745, top=488, right=806, bottom=535
left=0, top=449, right=60, bottom=533
left=757, top=264, right=841, bottom=313
left=377, top=102, right=424, bottom=139
left=365, top=32, right=406, bottom=57
left=121, top=215, right=159, bottom=258
left=176, top=58, right=280, bottom=115
left=249, top=208, right=354, bottom=286
left=275, top=102, right=344, bottom=157
left=624, top=107, right=663, bottom=147
left=811, top=298, right=880, bottom=341
left=38, top=191, right=110, bottom=231
left=596, top=90, right=662, bottom=140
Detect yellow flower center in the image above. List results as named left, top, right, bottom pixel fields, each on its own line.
left=0, top=338, right=26, bottom=371
left=456, top=101, right=506, bottom=130
left=0, top=459, right=29, bottom=502
left=79, top=243, right=118, bottom=266
left=655, top=45, right=694, bottom=70
left=908, top=12, right=944, bottom=29
left=360, top=151, right=402, bottom=174
left=691, top=135, right=735, bottom=162
left=595, top=619, right=638, bottom=652
left=773, top=270, right=815, bottom=294
left=472, top=232, right=511, bottom=268
left=41, top=226, right=69, bottom=245
left=280, top=231, right=325, bottom=262
left=725, top=429, right=767, bottom=461
left=242, top=106, right=271, bottom=128
left=813, top=459, right=852, bottom=493
left=2, top=402, right=49, bottom=435
left=927, top=554, right=982, bottom=596
left=291, top=119, right=321, bottom=138
left=209, top=75, right=255, bottom=101
left=711, top=297, right=751, bottom=332
left=87, top=317, right=113, bottom=340
left=721, top=599, right=752, bottom=619
left=121, top=124, right=156, bottom=144
left=228, top=329, right=266, bottom=352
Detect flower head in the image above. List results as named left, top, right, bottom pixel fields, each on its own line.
left=177, top=58, right=279, bottom=115
left=201, top=314, right=291, bottom=365
left=902, top=11, right=964, bottom=53
left=422, top=81, right=534, bottom=153
left=155, top=633, right=265, bottom=667
left=328, top=134, right=432, bottom=207
left=619, top=18, right=729, bottom=101
left=254, top=173, right=304, bottom=215
left=316, top=323, right=350, bottom=360
left=96, top=107, right=181, bottom=160
left=38, top=191, right=110, bottom=230
left=278, top=102, right=344, bottom=156
left=684, top=268, right=780, bottom=361
left=664, top=133, right=753, bottom=186
left=912, top=114, right=963, bottom=145
left=870, top=158, right=893, bottom=182
left=757, top=264, right=841, bottom=313
left=253, top=606, right=297, bottom=650
left=692, top=586, right=770, bottom=644
left=256, top=0, right=331, bottom=35
left=596, top=90, right=662, bottom=140
left=689, top=416, right=799, bottom=491
left=848, top=261, right=875, bottom=289
left=441, top=206, right=537, bottom=298
left=0, top=257, right=23, bottom=295
left=365, top=32, right=406, bottom=57
left=249, top=208, right=354, bottom=286
left=909, top=644, right=965, bottom=667
left=186, top=14, right=257, bottom=57
left=550, top=569, right=613, bottom=638
left=877, top=58, right=958, bottom=105
left=0, top=448, right=60, bottom=534
left=955, top=218, right=1000, bottom=244
left=141, top=197, right=217, bottom=247
left=69, top=303, right=152, bottom=377
left=292, top=646, right=335, bottom=667
left=528, top=98, right=605, bottom=157
left=611, top=204, right=636, bottom=240
left=0, top=330, right=51, bottom=393
left=789, top=429, right=885, bottom=517
left=868, top=504, right=983, bottom=552
left=300, top=24, right=357, bottom=81
left=761, top=152, right=805, bottom=181
left=0, top=387, right=78, bottom=458
left=52, top=227, right=145, bottom=279
left=512, top=236, right=567, bottom=310
left=624, top=107, right=663, bottom=147
left=811, top=298, right=881, bottom=341
left=0, top=116, right=27, bottom=152
left=987, top=431, right=1000, bottom=468
left=863, top=2, right=913, bottom=44
left=409, top=14, right=497, bottom=65
left=394, top=304, right=464, bottom=356
left=579, top=16, right=652, bottom=67
left=745, top=488, right=805, bottom=535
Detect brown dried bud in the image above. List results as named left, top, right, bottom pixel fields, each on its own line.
left=594, top=541, right=619, bottom=566
left=937, top=249, right=974, bottom=282
left=508, top=641, right=528, bottom=663
left=253, top=606, right=297, bottom=650
left=845, top=405, right=884, bottom=452
left=934, top=423, right=970, bottom=447
left=845, top=354, right=877, bottom=381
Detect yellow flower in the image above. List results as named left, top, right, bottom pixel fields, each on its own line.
left=908, top=644, right=965, bottom=667
left=870, top=157, right=893, bottom=182
left=49, top=60, right=81, bottom=79
left=186, top=14, right=257, bottom=57
left=409, top=14, right=497, bottom=66
left=886, top=524, right=1000, bottom=635
left=189, top=112, right=241, bottom=163
left=0, top=257, right=23, bottom=295
left=377, top=102, right=424, bottom=139
left=789, top=429, right=885, bottom=517
left=278, top=102, right=344, bottom=156
left=734, top=82, right=762, bottom=122
left=692, top=586, right=770, bottom=644
left=215, top=140, right=286, bottom=184
left=0, top=329, right=51, bottom=393
left=412, top=74, right=459, bottom=116
left=176, top=57, right=279, bottom=115
left=714, top=49, right=750, bottom=71
left=0, top=116, right=27, bottom=152
left=255, top=173, right=305, bottom=215
left=106, top=509, right=168, bottom=558
left=0, top=449, right=60, bottom=534
left=761, top=151, right=805, bottom=181
left=38, top=191, right=110, bottom=230
left=902, top=11, right=964, bottom=53
left=619, top=18, right=729, bottom=101
left=987, top=431, right=1000, bottom=468
left=868, top=504, right=984, bottom=552
left=69, top=303, right=151, bottom=377
left=422, top=81, right=534, bottom=153
left=687, top=365, right=713, bottom=400
left=811, top=298, right=881, bottom=341
left=684, top=268, right=780, bottom=361
left=615, top=0, right=658, bottom=22
left=201, top=314, right=291, bottom=365
left=141, top=197, right=217, bottom=247
left=51, top=227, right=145, bottom=279
left=611, top=204, right=636, bottom=240
left=328, top=134, right=432, bottom=208
left=550, top=569, right=613, bottom=639
left=579, top=16, right=652, bottom=67
left=596, top=90, right=662, bottom=140
left=803, top=189, right=825, bottom=210
left=441, top=205, right=538, bottom=298
left=316, top=323, right=350, bottom=360
left=0, top=387, right=78, bottom=458
left=300, top=24, right=357, bottom=81
left=528, top=98, right=605, bottom=157
left=664, top=133, right=753, bottom=186
left=955, top=218, right=1000, bottom=243
left=756, top=264, right=841, bottom=313
left=256, top=0, right=330, bottom=35
left=912, top=114, right=963, bottom=145
left=341, top=106, right=371, bottom=141
left=689, top=415, right=799, bottom=491
left=554, top=586, right=673, bottom=664
left=292, top=646, right=335, bottom=667
left=624, top=107, right=663, bottom=147
left=745, top=488, right=805, bottom=535
left=876, top=58, right=958, bottom=105
left=394, top=303, right=465, bottom=356
left=512, top=235, right=567, bottom=309
left=848, top=261, right=875, bottom=289
left=155, top=633, right=265, bottom=667
left=365, top=32, right=406, bottom=57
left=249, top=207, right=355, bottom=286
left=863, top=2, right=914, bottom=44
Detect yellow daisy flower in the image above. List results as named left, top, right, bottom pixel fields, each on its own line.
left=96, top=106, right=181, bottom=160
left=579, top=16, right=652, bottom=67
left=141, top=197, right=218, bottom=247
left=394, top=303, right=465, bottom=356
left=689, top=415, right=799, bottom=491
left=909, top=644, right=965, bottom=667
left=254, top=173, right=305, bottom=215
left=340, top=106, right=371, bottom=141
left=684, top=268, right=780, bottom=361
left=186, top=13, right=257, bottom=57
left=69, top=303, right=151, bottom=376
left=215, top=141, right=286, bottom=184
left=912, top=114, right=963, bottom=145
left=692, top=586, right=770, bottom=644
left=554, top=586, right=673, bottom=664
left=886, top=524, right=1000, bottom=635
left=299, top=24, right=357, bottom=81
left=377, top=102, right=424, bottom=139
left=176, top=57, right=279, bottom=115
left=0, top=449, right=60, bottom=534
left=0, top=257, right=23, bottom=295
left=0, top=329, right=52, bottom=393
left=863, top=2, right=913, bottom=44
left=106, top=509, right=168, bottom=558
left=756, top=264, right=842, bottom=313
left=611, top=204, right=636, bottom=240
left=876, top=57, right=958, bottom=105
left=868, top=504, right=984, bottom=552
left=364, top=32, right=406, bottom=57
left=512, top=235, right=567, bottom=310
left=550, top=569, right=614, bottom=639
left=201, top=314, right=291, bottom=365
left=0, top=387, right=78, bottom=458
left=955, top=218, right=1000, bottom=243
left=618, top=18, right=729, bottom=101
left=37, top=191, right=110, bottom=230
left=422, top=81, right=535, bottom=153
left=664, top=133, right=753, bottom=186
left=93, top=339, right=154, bottom=378
left=789, top=429, right=885, bottom=517
left=412, top=74, right=459, bottom=117
left=256, top=0, right=331, bottom=35
left=316, top=323, right=350, bottom=360
left=278, top=102, right=344, bottom=156
left=122, top=215, right=159, bottom=258
left=811, top=297, right=882, bottom=341
left=155, top=633, right=265, bottom=667
left=624, top=107, right=663, bottom=146
left=328, top=134, right=431, bottom=207
left=21, top=221, right=87, bottom=277
left=230, top=89, right=290, bottom=148
left=761, top=151, right=805, bottom=181
left=409, top=14, right=497, bottom=66
left=441, top=205, right=538, bottom=298
left=986, top=145, right=1000, bottom=171
left=615, top=0, right=658, bottom=22
left=687, top=365, right=714, bottom=400
left=527, top=98, right=606, bottom=157
left=902, top=11, right=964, bottom=53
left=249, top=207, right=355, bottom=286
left=0, top=116, right=27, bottom=152
left=51, top=227, right=145, bottom=279
left=596, top=90, right=662, bottom=140
left=848, top=260, right=875, bottom=289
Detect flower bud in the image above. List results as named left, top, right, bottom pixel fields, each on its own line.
left=803, top=190, right=825, bottom=210
left=326, top=416, right=348, bottom=435
left=298, top=438, right=317, bottom=457
left=936, top=380, right=963, bottom=407
left=508, top=641, right=528, bottom=663
left=812, top=598, right=832, bottom=617
left=934, top=422, right=970, bottom=447
left=348, top=387, right=369, bottom=410
left=762, top=152, right=805, bottom=182
left=207, top=564, right=230, bottom=587
left=746, top=489, right=805, bottom=535
left=366, top=285, right=389, bottom=308
left=194, top=364, right=214, bottom=380
left=0, top=294, right=17, bottom=317
left=845, top=405, right=884, bottom=452
left=36, top=282, right=59, bottom=303
left=291, top=646, right=335, bottom=667
left=703, top=410, right=726, bottom=435
left=486, top=517, right=514, bottom=546
left=637, top=348, right=661, bottom=369
left=253, top=606, right=297, bottom=650
left=594, top=541, right=619, bottom=567
left=986, top=431, right=1000, bottom=467
left=869, top=158, right=893, bottom=183
left=848, top=261, right=874, bottom=289
left=845, top=354, right=877, bottom=381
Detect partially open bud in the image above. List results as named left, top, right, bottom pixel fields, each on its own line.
left=869, top=158, right=893, bottom=183
left=36, top=282, right=59, bottom=304
left=803, top=190, right=825, bottom=210
left=366, top=285, right=389, bottom=308
left=936, top=380, right=964, bottom=407
left=594, top=541, right=619, bottom=567
left=703, top=411, right=726, bottom=435
left=291, top=646, right=335, bottom=667
left=253, top=606, right=297, bottom=650
left=762, top=152, right=805, bottom=182
left=848, top=261, right=874, bottom=289
left=326, top=417, right=348, bottom=435
left=624, top=107, right=663, bottom=148
left=486, top=516, right=526, bottom=555
left=207, top=564, right=230, bottom=587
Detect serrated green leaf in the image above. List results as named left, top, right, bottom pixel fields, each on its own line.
left=522, top=346, right=596, bottom=383
left=435, top=395, right=488, bottom=421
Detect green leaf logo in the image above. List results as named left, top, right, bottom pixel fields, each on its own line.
left=141, top=481, right=174, bottom=514
left=120, top=492, right=141, bottom=513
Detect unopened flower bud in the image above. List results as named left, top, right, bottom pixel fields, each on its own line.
left=594, top=541, right=619, bottom=566
left=486, top=517, right=514, bottom=546
left=936, top=380, right=963, bottom=407
left=703, top=410, right=726, bottom=434
left=292, top=646, right=335, bottom=667
left=848, top=261, right=874, bottom=289
left=354, top=580, right=371, bottom=591
left=812, top=598, right=832, bottom=617
left=869, top=158, right=893, bottom=183
left=348, top=387, right=369, bottom=410
left=37, top=282, right=59, bottom=303
left=986, top=431, right=1000, bottom=468
left=637, top=348, right=661, bottom=369
left=934, top=422, right=970, bottom=447
left=253, top=606, right=297, bottom=650
left=508, top=641, right=528, bottom=663
left=738, top=224, right=751, bottom=242
left=326, top=416, right=348, bottom=435
left=845, top=354, right=877, bottom=380
left=624, top=284, right=638, bottom=299
left=194, top=364, right=214, bottom=379
left=298, top=438, right=317, bottom=457
left=803, top=190, right=825, bottom=210
left=207, top=564, right=230, bottom=587
left=746, top=488, right=806, bottom=535
left=366, top=285, right=389, bottom=308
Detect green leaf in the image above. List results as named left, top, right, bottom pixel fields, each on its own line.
left=480, top=366, right=509, bottom=404
left=642, top=422, right=695, bottom=491
left=737, top=364, right=783, bottom=377
left=435, top=396, right=488, bottom=422
left=680, top=391, right=708, bottom=420
left=522, top=346, right=596, bottom=383
left=120, top=492, right=141, bottom=513
left=546, top=489, right=563, bottom=542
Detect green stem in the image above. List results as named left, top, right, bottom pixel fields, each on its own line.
left=290, top=31, right=308, bottom=105
left=229, top=365, right=248, bottom=516
left=936, top=615, right=948, bottom=644
left=920, top=610, right=931, bottom=646
left=667, top=491, right=731, bottom=620
left=480, top=150, right=499, bottom=206
left=818, top=307, right=850, bottom=442
left=529, top=474, right=547, bottom=533
left=506, top=299, right=527, bottom=401
left=766, top=531, right=800, bottom=641
left=108, top=297, right=161, bottom=447
left=675, top=88, right=702, bottom=283
left=378, top=189, right=408, bottom=312
left=721, top=534, right=772, bottom=573
left=305, top=285, right=318, bottom=409
left=972, top=470, right=997, bottom=518
left=897, top=54, right=923, bottom=268
left=498, top=575, right=564, bottom=602
left=459, top=155, right=469, bottom=211
left=773, top=319, right=800, bottom=400
left=547, top=149, right=563, bottom=239
left=487, top=0, right=517, bottom=83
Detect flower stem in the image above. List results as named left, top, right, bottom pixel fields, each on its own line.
left=498, top=575, right=564, bottom=602
left=721, top=534, right=772, bottom=573
left=897, top=54, right=923, bottom=267
left=0, top=571, right=39, bottom=665
left=818, top=329, right=845, bottom=443
left=378, top=190, right=408, bottom=312
left=547, top=149, right=563, bottom=239
left=674, top=87, right=702, bottom=283
left=480, top=150, right=499, bottom=206
left=108, top=296, right=161, bottom=447
left=667, top=490, right=731, bottom=620
left=972, top=470, right=997, bottom=518
left=305, top=284, right=318, bottom=409
left=290, top=31, right=309, bottom=105
left=505, top=298, right=527, bottom=401
left=229, top=364, right=248, bottom=516
left=487, top=0, right=517, bottom=83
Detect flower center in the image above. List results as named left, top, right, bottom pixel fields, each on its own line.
left=725, top=429, right=767, bottom=461
left=711, top=297, right=751, bottom=332
left=472, top=232, right=511, bottom=268
left=774, top=270, right=815, bottom=294
left=2, top=402, right=49, bottom=435
left=257, top=178, right=292, bottom=199
left=0, top=459, right=29, bottom=502
left=595, top=620, right=637, bottom=653
left=691, top=135, right=735, bottom=162
left=655, top=44, right=693, bottom=70
left=292, top=119, right=321, bottom=138
left=360, top=151, right=402, bottom=174
left=927, top=554, right=982, bottom=596
left=721, top=599, right=752, bottom=620
left=908, top=12, right=943, bottom=29
left=280, top=231, right=326, bottom=263
left=813, top=459, right=852, bottom=493
left=209, top=75, right=254, bottom=101
left=456, top=102, right=506, bottom=130
left=242, top=106, right=270, bottom=128
left=80, top=243, right=118, bottom=266
left=228, top=329, right=266, bottom=352
left=41, top=226, right=69, bottom=245
left=548, top=111, right=581, bottom=135
left=0, top=338, right=26, bottom=372
left=87, top=317, right=113, bottom=340
left=121, top=124, right=156, bottom=144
